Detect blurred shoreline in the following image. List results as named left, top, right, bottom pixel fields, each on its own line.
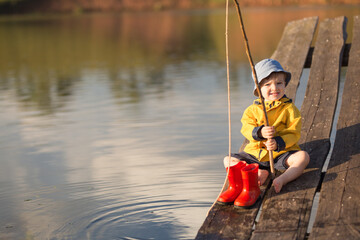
left=0, top=0, right=359, bottom=15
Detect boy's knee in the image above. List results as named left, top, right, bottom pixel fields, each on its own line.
left=287, top=151, right=310, bottom=167
left=297, top=151, right=310, bottom=167
left=223, top=156, right=240, bottom=167
left=302, top=151, right=310, bottom=165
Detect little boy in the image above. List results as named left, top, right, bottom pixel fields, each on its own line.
left=222, top=59, right=310, bottom=195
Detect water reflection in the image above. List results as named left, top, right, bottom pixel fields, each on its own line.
left=0, top=12, right=226, bottom=113
left=0, top=6, right=359, bottom=239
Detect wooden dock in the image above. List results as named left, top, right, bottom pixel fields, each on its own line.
left=196, top=15, right=359, bottom=240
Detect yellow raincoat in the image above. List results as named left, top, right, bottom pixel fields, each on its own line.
left=241, top=96, right=301, bottom=162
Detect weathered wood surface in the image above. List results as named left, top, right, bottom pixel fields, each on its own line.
left=195, top=183, right=268, bottom=240
left=309, top=15, right=360, bottom=240
left=304, top=43, right=351, bottom=68
left=195, top=17, right=318, bottom=240
left=196, top=15, right=353, bottom=240
left=272, top=16, right=318, bottom=100
left=251, top=16, right=347, bottom=240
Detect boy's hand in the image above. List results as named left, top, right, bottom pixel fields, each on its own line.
left=261, top=126, right=275, bottom=139
left=264, top=138, right=277, bottom=151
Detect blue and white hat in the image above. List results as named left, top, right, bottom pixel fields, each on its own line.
left=253, top=59, right=291, bottom=97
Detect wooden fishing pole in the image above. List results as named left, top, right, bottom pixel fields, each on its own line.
left=232, top=0, right=276, bottom=179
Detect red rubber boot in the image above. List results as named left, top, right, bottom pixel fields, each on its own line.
left=217, top=161, right=246, bottom=205
left=234, top=163, right=261, bottom=208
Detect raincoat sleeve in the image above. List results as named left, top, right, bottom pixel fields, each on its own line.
left=275, top=104, right=302, bottom=151
left=240, top=105, right=264, bottom=142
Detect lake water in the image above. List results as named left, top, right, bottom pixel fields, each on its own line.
left=0, top=6, right=359, bottom=240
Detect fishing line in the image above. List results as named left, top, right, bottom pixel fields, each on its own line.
left=206, top=0, right=275, bottom=216
left=206, top=0, right=231, bottom=216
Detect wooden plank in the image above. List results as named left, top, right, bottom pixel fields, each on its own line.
left=309, top=15, right=360, bottom=240
left=195, top=17, right=318, bottom=240
left=271, top=16, right=318, bottom=100
left=251, top=16, right=347, bottom=240
left=195, top=184, right=268, bottom=240
left=304, top=43, right=351, bottom=68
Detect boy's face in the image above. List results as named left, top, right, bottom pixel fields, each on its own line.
left=260, top=72, right=286, bottom=101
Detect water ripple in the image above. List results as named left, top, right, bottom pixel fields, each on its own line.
left=81, top=197, right=207, bottom=239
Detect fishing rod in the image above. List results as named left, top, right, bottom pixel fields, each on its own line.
left=232, top=0, right=276, bottom=178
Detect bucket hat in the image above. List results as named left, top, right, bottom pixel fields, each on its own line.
left=253, top=59, right=291, bottom=97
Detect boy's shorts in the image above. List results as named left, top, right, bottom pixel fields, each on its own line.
left=230, top=151, right=299, bottom=171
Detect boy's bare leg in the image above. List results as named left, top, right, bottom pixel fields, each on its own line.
left=258, top=169, right=269, bottom=186
left=223, top=156, right=241, bottom=168
left=273, top=151, right=310, bottom=193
